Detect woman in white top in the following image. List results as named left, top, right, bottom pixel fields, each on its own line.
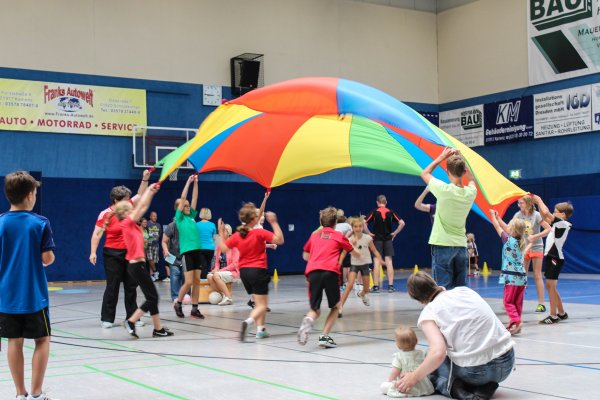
left=396, top=272, right=515, bottom=400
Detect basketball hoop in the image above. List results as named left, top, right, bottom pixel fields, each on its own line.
left=168, top=168, right=179, bottom=182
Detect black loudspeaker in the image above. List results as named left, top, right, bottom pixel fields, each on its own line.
left=239, top=60, right=261, bottom=88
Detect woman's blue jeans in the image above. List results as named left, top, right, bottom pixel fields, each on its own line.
left=429, top=348, right=515, bottom=398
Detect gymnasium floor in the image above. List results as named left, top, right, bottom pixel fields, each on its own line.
left=1, top=271, right=599, bottom=400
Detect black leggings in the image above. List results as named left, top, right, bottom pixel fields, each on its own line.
left=101, top=248, right=138, bottom=322
left=127, top=261, right=160, bottom=315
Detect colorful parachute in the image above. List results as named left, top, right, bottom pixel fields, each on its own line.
left=156, top=77, right=526, bottom=218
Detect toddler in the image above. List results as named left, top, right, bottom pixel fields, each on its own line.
left=381, top=326, right=434, bottom=397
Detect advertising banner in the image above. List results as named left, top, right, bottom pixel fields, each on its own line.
left=591, top=83, right=600, bottom=130
left=534, top=85, right=592, bottom=138
left=439, top=105, right=484, bottom=147
left=528, top=0, right=600, bottom=85
left=484, top=96, right=534, bottom=145
left=0, top=78, right=146, bottom=136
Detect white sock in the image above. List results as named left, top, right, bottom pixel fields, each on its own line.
left=257, top=325, right=265, bottom=332
left=245, top=317, right=255, bottom=325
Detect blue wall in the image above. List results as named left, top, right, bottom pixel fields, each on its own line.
left=1, top=67, right=599, bottom=280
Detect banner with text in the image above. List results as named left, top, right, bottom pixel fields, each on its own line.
left=534, top=85, right=592, bottom=138
left=591, top=83, right=600, bottom=130
left=528, top=0, right=600, bottom=85
left=484, top=96, right=534, bottom=145
left=0, top=78, right=146, bottom=136
left=439, top=105, right=484, bottom=147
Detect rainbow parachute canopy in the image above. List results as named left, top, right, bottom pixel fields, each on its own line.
left=156, top=77, right=526, bottom=218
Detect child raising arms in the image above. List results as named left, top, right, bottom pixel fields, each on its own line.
left=381, top=326, right=434, bottom=397
left=490, top=210, right=529, bottom=335
left=339, top=217, right=384, bottom=315
left=113, top=184, right=173, bottom=338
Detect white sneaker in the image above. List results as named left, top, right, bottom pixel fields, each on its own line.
left=163, top=277, right=170, bottom=282
left=16, top=395, right=27, bottom=400
left=357, top=291, right=370, bottom=306
left=297, top=316, right=314, bottom=345
left=101, top=321, right=113, bottom=329
left=135, top=320, right=145, bottom=327
left=28, top=393, right=60, bottom=400
left=218, top=297, right=233, bottom=306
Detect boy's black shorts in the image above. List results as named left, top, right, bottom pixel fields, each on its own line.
left=544, top=256, right=564, bottom=280
left=308, top=270, right=340, bottom=311
left=0, top=307, right=51, bottom=339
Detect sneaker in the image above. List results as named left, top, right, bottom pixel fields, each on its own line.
left=256, top=329, right=270, bottom=339
left=218, top=296, right=233, bottom=306
left=135, top=320, right=145, bottom=327
left=240, top=321, right=249, bottom=342
left=190, top=309, right=205, bottom=319
left=340, top=284, right=346, bottom=292
left=297, top=316, right=314, bottom=345
left=163, top=277, right=170, bottom=282
left=173, top=302, right=184, bottom=318
left=357, top=291, right=370, bottom=306
left=153, top=328, right=174, bottom=337
left=318, top=335, right=337, bottom=348
left=539, top=315, right=560, bottom=324
left=28, top=394, right=59, bottom=400
left=388, top=285, right=396, bottom=293
left=151, top=274, right=157, bottom=282
left=558, top=312, right=569, bottom=320
left=124, top=320, right=138, bottom=338
left=371, top=285, right=380, bottom=293
left=101, top=321, right=113, bottom=329
left=247, top=299, right=256, bottom=308
left=535, top=304, right=546, bottom=313
left=16, top=394, right=28, bottom=400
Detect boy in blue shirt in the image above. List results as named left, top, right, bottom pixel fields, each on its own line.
left=0, top=171, right=56, bottom=400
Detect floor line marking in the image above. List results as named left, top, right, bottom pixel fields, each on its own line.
left=83, top=365, right=190, bottom=399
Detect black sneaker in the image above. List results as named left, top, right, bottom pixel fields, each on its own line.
left=318, top=335, right=337, bottom=348
left=153, top=328, right=174, bottom=337
left=539, top=315, right=560, bottom=324
left=371, top=285, right=380, bottom=293
left=124, top=320, right=138, bottom=338
left=558, top=312, right=569, bottom=320
left=240, top=321, right=248, bottom=342
left=247, top=299, right=256, bottom=308
left=388, top=285, right=396, bottom=293
left=173, top=302, right=184, bottom=318
left=190, top=309, right=205, bottom=319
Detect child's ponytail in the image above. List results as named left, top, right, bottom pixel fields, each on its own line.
left=237, top=202, right=259, bottom=239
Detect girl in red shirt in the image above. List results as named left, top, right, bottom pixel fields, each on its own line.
left=217, top=203, right=284, bottom=341
left=113, top=184, right=173, bottom=339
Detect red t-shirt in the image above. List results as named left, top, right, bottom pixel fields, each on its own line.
left=96, top=207, right=126, bottom=249
left=225, top=229, right=274, bottom=269
left=95, top=197, right=137, bottom=250
left=120, top=217, right=145, bottom=261
left=303, top=227, right=354, bottom=276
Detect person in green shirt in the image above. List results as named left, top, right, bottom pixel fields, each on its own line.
left=173, top=175, right=205, bottom=320
left=420, top=147, right=476, bottom=289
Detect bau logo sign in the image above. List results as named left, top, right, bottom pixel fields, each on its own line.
left=530, top=0, right=592, bottom=31
left=461, top=109, right=482, bottom=130
left=496, top=101, right=521, bottom=125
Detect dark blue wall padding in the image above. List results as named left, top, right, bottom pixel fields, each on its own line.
left=1, top=172, right=598, bottom=281
left=549, top=196, right=600, bottom=274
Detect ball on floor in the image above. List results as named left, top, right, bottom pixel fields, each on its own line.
left=208, top=291, right=223, bottom=305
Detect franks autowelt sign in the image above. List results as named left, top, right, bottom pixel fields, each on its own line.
left=0, top=78, right=147, bottom=136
